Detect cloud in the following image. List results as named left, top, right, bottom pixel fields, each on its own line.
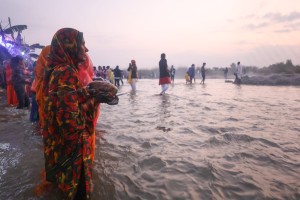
left=264, top=11, right=300, bottom=23
left=286, top=21, right=300, bottom=30
left=275, top=29, right=291, bottom=33
left=245, top=22, right=269, bottom=30
left=276, top=21, right=300, bottom=33
left=243, top=12, right=300, bottom=32
left=236, top=40, right=257, bottom=45
left=243, top=14, right=256, bottom=19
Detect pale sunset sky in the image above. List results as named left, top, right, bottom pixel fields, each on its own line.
left=1, top=0, right=300, bottom=69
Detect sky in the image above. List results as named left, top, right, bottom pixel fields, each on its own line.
left=1, top=0, right=300, bottom=69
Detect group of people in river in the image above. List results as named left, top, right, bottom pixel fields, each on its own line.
left=92, top=65, right=124, bottom=87
left=183, top=62, right=207, bottom=85
left=1, top=56, right=31, bottom=110
left=0, top=26, right=244, bottom=200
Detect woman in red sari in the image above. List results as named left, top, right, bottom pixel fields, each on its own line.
left=43, top=28, right=117, bottom=199
left=4, top=61, right=18, bottom=106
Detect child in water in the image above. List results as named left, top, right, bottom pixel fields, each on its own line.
left=185, top=72, right=190, bottom=84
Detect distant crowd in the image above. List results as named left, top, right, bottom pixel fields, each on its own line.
left=0, top=55, right=243, bottom=113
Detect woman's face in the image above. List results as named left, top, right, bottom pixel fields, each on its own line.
left=78, top=37, right=88, bottom=62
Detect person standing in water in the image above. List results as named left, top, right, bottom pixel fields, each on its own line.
left=158, top=53, right=171, bottom=95
left=234, top=61, right=243, bottom=84
left=200, top=62, right=206, bottom=84
left=127, top=60, right=138, bottom=91
left=224, top=67, right=228, bottom=80
left=42, top=28, right=118, bottom=199
left=170, top=65, right=176, bottom=83
left=188, top=64, right=195, bottom=84
left=114, top=65, right=122, bottom=87
left=11, top=55, right=30, bottom=109
left=185, top=71, right=190, bottom=84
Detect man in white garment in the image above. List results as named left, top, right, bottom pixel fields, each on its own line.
left=235, top=61, right=243, bottom=84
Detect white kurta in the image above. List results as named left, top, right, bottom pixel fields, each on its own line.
left=237, top=64, right=243, bottom=79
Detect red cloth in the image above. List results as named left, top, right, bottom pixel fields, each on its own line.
left=78, top=54, right=100, bottom=163
left=31, top=78, right=37, bottom=92
left=5, top=63, right=18, bottom=106
left=159, top=77, right=171, bottom=85
left=77, top=54, right=93, bottom=86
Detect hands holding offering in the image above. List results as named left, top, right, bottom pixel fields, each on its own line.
left=87, top=81, right=119, bottom=105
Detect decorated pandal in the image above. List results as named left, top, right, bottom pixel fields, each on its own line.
left=0, top=18, right=44, bottom=107
left=0, top=18, right=43, bottom=69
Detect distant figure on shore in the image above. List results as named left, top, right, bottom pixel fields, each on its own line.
left=188, top=64, right=195, bottom=84
left=0, top=64, right=4, bottom=89
left=234, top=61, right=243, bottom=84
left=94, top=66, right=103, bottom=78
left=29, top=62, right=39, bottom=122
left=128, top=60, right=138, bottom=91
left=11, top=55, right=30, bottom=109
left=102, top=66, right=106, bottom=79
left=114, top=65, right=122, bottom=87
left=200, top=62, right=206, bottom=84
left=158, top=53, right=171, bottom=95
left=170, top=65, right=176, bottom=83
left=106, top=66, right=114, bottom=84
left=120, top=69, right=124, bottom=85
left=4, top=60, right=18, bottom=106
left=224, top=67, right=228, bottom=80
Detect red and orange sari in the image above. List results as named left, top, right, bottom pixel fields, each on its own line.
left=5, top=62, right=18, bottom=106
left=35, top=45, right=50, bottom=128
left=78, top=53, right=100, bottom=163
left=42, top=28, right=99, bottom=199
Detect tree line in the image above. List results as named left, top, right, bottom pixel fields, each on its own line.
left=137, top=60, right=300, bottom=79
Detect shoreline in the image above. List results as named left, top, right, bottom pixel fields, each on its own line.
left=241, top=74, right=300, bottom=86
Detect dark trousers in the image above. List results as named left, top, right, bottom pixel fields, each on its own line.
left=202, top=74, right=206, bottom=83
left=190, top=75, right=194, bottom=84
left=13, top=84, right=29, bottom=108
left=115, top=78, right=120, bottom=87
left=171, top=75, right=175, bottom=82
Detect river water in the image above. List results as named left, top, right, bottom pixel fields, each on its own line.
left=0, top=79, right=300, bottom=200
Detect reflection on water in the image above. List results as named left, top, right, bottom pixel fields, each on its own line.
left=1, top=79, right=300, bottom=200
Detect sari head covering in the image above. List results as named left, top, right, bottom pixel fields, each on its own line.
left=35, top=45, right=50, bottom=81
left=44, top=28, right=85, bottom=96
left=47, top=28, right=84, bottom=69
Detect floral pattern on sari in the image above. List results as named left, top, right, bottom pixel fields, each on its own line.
left=43, top=28, right=98, bottom=199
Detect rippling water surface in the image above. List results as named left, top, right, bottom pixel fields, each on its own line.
left=0, top=79, right=300, bottom=200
